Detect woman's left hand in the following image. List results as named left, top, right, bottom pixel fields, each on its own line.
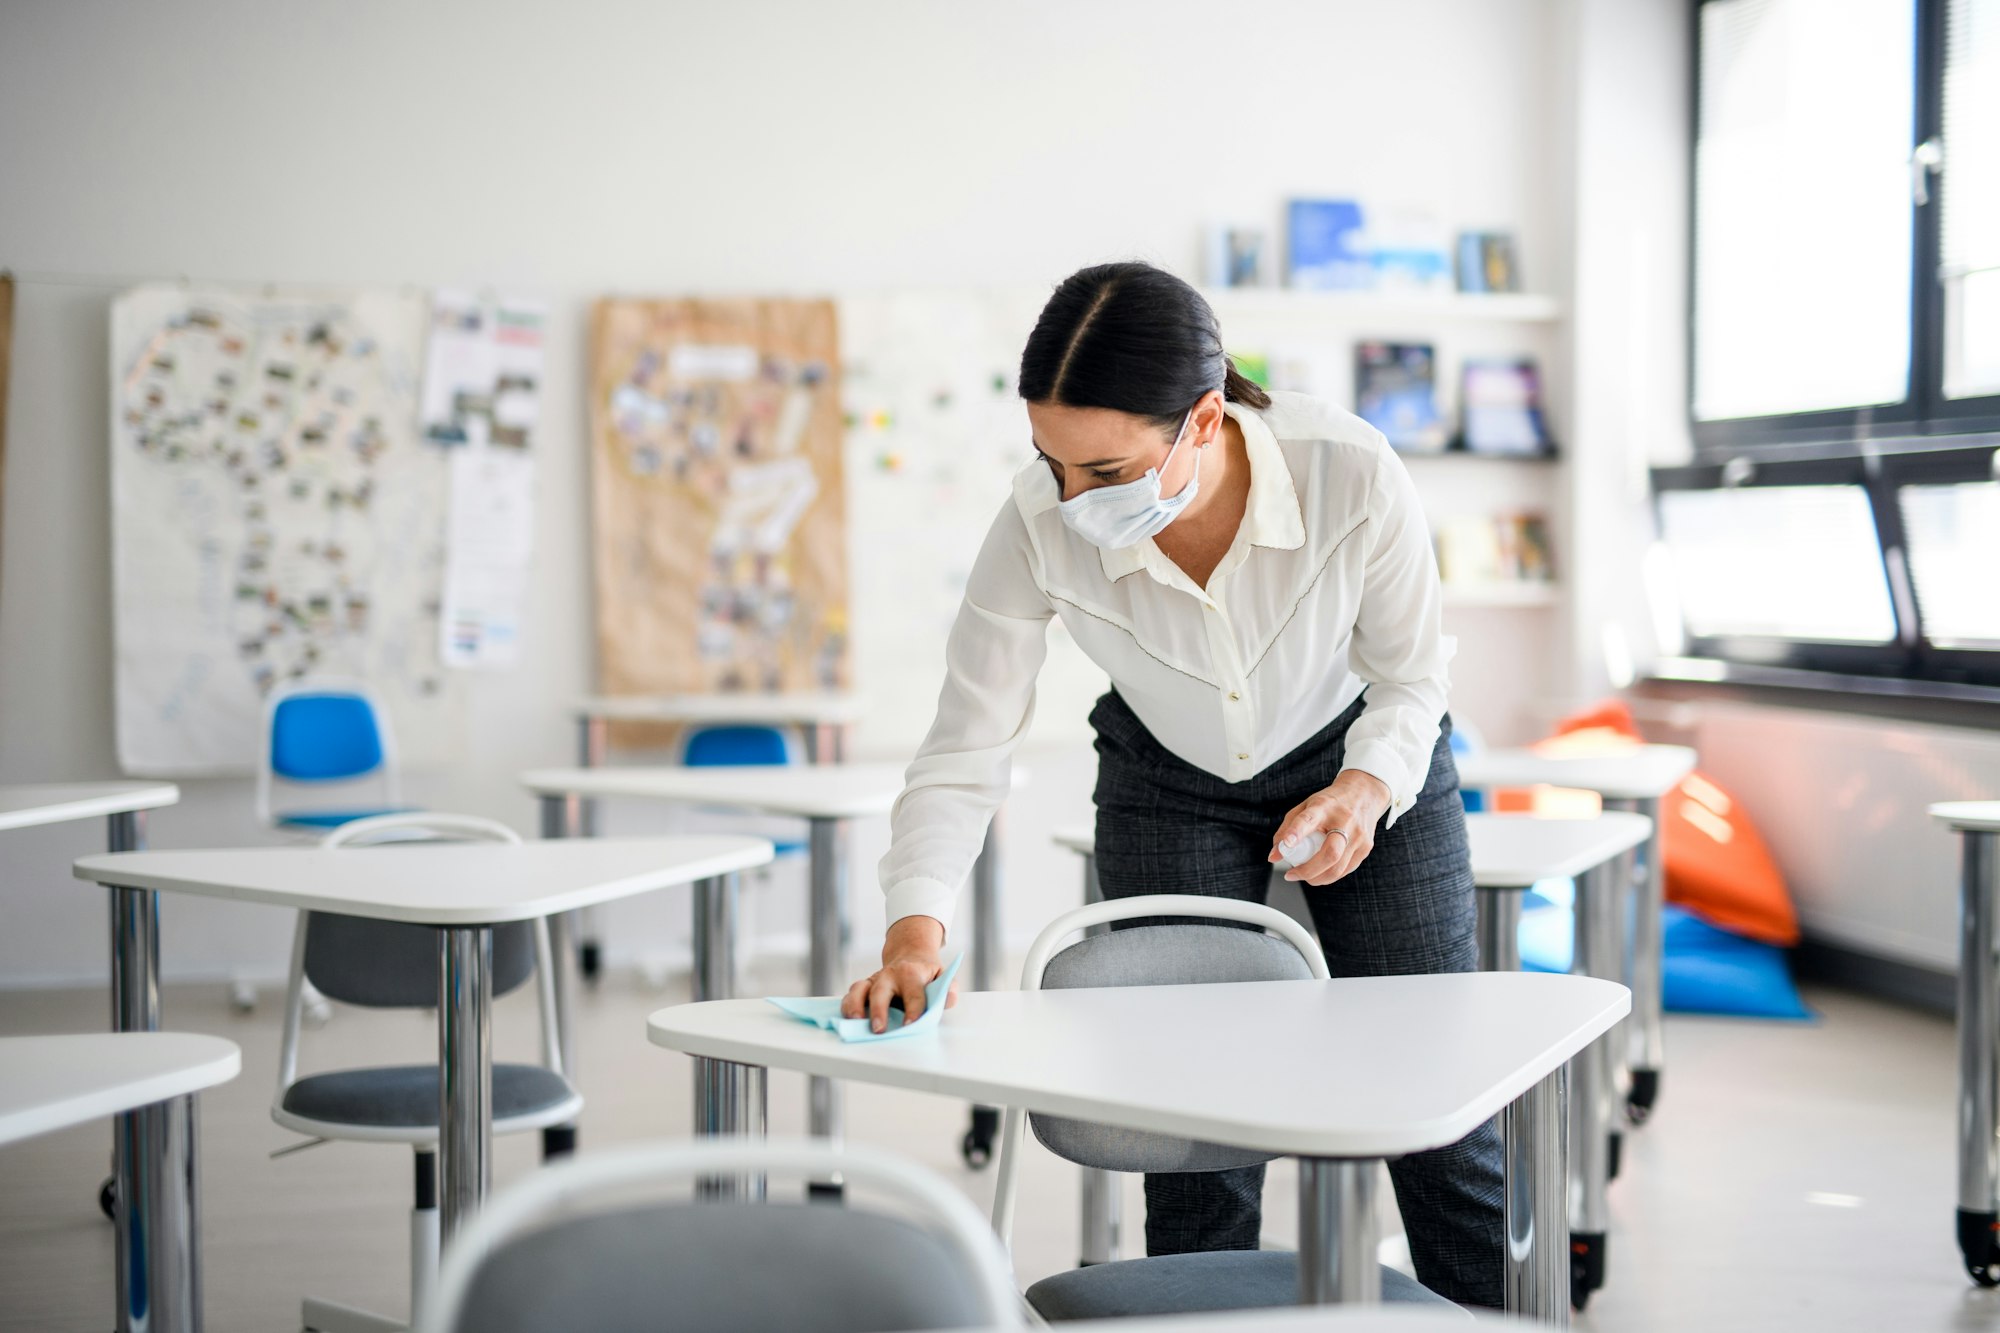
left=1269, top=770, right=1393, bottom=886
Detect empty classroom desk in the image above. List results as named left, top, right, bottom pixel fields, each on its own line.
left=651, top=971, right=1629, bottom=1319
left=524, top=760, right=1019, bottom=1164
left=1, top=1033, right=240, bottom=1333
left=1466, top=809, right=1652, bottom=1308
left=1456, top=744, right=1696, bottom=1123
left=1934, top=801, right=2000, bottom=1287
left=72, top=835, right=773, bottom=1253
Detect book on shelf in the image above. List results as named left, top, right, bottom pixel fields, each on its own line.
left=1205, top=225, right=1269, bottom=288
left=1455, top=232, right=1520, bottom=293
left=1433, top=512, right=1554, bottom=588
left=1285, top=199, right=1372, bottom=291
left=1461, top=358, right=1552, bottom=456
left=1355, top=341, right=1447, bottom=453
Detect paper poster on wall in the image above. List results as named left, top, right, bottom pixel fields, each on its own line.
left=109, top=283, right=462, bottom=775
left=587, top=297, right=850, bottom=700
left=423, top=291, right=544, bottom=668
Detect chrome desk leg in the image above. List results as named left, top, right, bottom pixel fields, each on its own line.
left=438, top=927, right=493, bottom=1246
left=693, top=874, right=738, bottom=1003
left=1477, top=886, right=1525, bottom=972
left=1568, top=860, right=1619, bottom=1307
left=962, top=812, right=1004, bottom=1169
left=1505, top=1065, right=1570, bottom=1323
left=1297, top=1158, right=1381, bottom=1304
left=1957, top=829, right=2000, bottom=1285
left=1610, top=795, right=1666, bottom=1123
left=576, top=715, right=605, bottom=983
left=538, top=794, right=581, bottom=1160
left=807, top=817, right=848, bottom=1158
left=694, top=1057, right=769, bottom=1199
left=1076, top=848, right=1121, bottom=1265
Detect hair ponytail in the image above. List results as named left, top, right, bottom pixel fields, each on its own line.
left=1019, top=261, right=1270, bottom=430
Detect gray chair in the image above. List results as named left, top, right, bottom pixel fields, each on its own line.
left=989, top=894, right=1460, bottom=1320
left=417, top=1138, right=1023, bottom=1333
left=271, top=813, right=581, bottom=1333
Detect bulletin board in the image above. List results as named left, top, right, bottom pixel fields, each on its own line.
left=109, top=284, right=463, bottom=775
left=587, top=298, right=850, bottom=702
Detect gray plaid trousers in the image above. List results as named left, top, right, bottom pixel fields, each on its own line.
left=1089, top=687, right=1504, bottom=1308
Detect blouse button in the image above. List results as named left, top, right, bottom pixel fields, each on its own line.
left=1236, top=752, right=1250, bottom=761
left=1227, top=691, right=1241, bottom=701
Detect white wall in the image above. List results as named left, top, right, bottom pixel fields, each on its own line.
left=0, top=0, right=1570, bottom=985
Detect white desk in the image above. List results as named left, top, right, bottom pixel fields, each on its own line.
left=73, top=835, right=773, bottom=1270
left=1457, top=745, right=1695, bottom=1128
left=2, top=781, right=180, bottom=1331
left=0, top=1033, right=240, bottom=1333
left=652, top=972, right=1629, bottom=1318
left=0, top=1033, right=240, bottom=1145
left=523, top=761, right=1018, bottom=1165
left=1934, top=801, right=2000, bottom=1287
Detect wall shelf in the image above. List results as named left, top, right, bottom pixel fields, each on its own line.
left=1441, top=582, right=1561, bottom=609
left=1203, top=288, right=1563, bottom=325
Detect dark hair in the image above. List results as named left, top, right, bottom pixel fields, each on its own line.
left=1018, top=261, right=1272, bottom=430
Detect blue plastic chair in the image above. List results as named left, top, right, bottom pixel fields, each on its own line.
left=682, top=725, right=808, bottom=858
left=257, top=677, right=418, bottom=833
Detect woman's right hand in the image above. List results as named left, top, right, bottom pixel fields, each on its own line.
left=841, top=915, right=957, bottom=1034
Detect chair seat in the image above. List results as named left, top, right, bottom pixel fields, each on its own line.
left=275, top=807, right=422, bottom=830
left=1024, top=1250, right=1460, bottom=1321
left=771, top=840, right=809, bottom=858
left=280, top=1063, right=577, bottom=1131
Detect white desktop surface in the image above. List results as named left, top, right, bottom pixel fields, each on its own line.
left=576, top=693, right=866, bottom=725
left=650, top=972, right=1628, bottom=1159
left=522, top=763, right=906, bottom=819
left=1465, top=812, right=1653, bottom=887
left=0, top=1034, right=240, bottom=1146
left=73, top=836, right=774, bottom=926
left=1932, top=801, right=2000, bottom=834
left=1455, top=745, right=1696, bottom=799
left=0, top=782, right=180, bottom=834
left=1057, top=814, right=1651, bottom=887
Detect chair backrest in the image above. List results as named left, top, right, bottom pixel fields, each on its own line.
left=305, top=815, right=535, bottom=1007
left=419, top=1139, right=1022, bottom=1333
left=256, top=675, right=402, bottom=823
left=991, top=894, right=1329, bottom=1249
left=683, top=724, right=794, bottom=767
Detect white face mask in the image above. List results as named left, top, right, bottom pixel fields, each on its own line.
left=1056, top=407, right=1202, bottom=550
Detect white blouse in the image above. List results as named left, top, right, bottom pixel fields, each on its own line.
left=881, top=391, right=1454, bottom=931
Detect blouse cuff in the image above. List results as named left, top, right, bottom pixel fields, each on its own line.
left=884, top=877, right=960, bottom=938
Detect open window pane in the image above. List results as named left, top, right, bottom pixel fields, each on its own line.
left=1692, top=0, right=1915, bottom=421
left=1899, top=480, right=2000, bottom=645
left=1942, top=0, right=2000, bottom=399
left=1658, top=485, right=1898, bottom=644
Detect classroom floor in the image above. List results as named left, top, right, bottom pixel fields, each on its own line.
left=0, top=967, right=1989, bottom=1333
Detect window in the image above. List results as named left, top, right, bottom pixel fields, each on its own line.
left=1690, top=0, right=2000, bottom=449
left=1652, top=446, right=2000, bottom=693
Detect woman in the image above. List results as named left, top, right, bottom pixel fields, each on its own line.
left=841, top=261, right=1499, bottom=1306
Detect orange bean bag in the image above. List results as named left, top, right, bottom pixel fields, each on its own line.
left=1496, top=700, right=1798, bottom=948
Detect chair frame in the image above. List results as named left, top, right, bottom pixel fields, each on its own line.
left=990, top=894, right=1330, bottom=1253
left=274, top=813, right=578, bottom=1333
left=417, top=1138, right=1023, bottom=1333
left=256, top=674, right=406, bottom=830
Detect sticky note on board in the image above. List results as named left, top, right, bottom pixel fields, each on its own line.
left=768, top=952, right=964, bottom=1043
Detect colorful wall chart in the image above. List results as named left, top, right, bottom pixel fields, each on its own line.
left=110, top=284, right=461, bottom=775
left=588, top=298, right=850, bottom=699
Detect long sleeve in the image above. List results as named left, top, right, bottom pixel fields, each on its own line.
left=1338, top=442, right=1455, bottom=825
left=879, top=499, right=1053, bottom=932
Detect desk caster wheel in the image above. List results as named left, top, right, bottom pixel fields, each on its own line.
left=99, top=1175, right=116, bottom=1221
left=1626, top=1068, right=1659, bottom=1125
left=1608, top=1129, right=1623, bottom=1181
left=1960, top=1209, right=2000, bottom=1286
left=1570, top=1231, right=1606, bottom=1310
left=580, top=940, right=602, bottom=986
left=962, top=1106, right=999, bottom=1169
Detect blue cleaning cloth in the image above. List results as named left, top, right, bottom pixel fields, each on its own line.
left=767, top=952, right=964, bottom=1043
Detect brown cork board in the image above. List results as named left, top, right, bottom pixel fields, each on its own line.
left=587, top=297, right=850, bottom=745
